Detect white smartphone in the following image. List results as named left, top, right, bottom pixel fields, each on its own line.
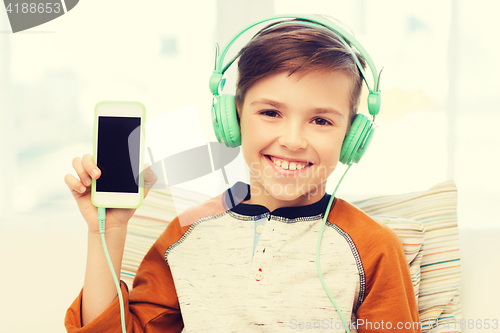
left=91, top=101, right=146, bottom=209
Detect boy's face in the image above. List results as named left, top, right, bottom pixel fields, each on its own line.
left=238, top=70, right=352, bottom=210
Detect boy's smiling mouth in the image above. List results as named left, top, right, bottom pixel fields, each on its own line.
left=265, top=155, right=313, bottom=171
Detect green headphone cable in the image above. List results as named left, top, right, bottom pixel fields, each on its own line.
left=98, top=207, right=127, bottom=333
left=316, top=164, right=353, bottom=333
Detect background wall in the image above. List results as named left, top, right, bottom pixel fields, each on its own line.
left=0, top=0, right=498, bottom=331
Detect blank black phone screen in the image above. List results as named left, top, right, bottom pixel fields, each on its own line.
left=96, top=116, right=141, bottom=193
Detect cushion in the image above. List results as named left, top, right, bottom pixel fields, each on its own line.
left=353, top=180, right=461, bottom=332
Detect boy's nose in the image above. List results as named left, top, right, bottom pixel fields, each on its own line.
left=277, top=125, right=307, bottom=151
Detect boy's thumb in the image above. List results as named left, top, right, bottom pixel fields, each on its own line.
left=143, top=163, right=158, bottom=192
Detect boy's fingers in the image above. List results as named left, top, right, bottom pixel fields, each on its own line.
left=64, top=174, right=87, bottom=194
left=82, top=154, right=100, bottom=179
left=72, top=157, right=92, bottom=187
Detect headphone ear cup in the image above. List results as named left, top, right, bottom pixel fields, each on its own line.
left=211, top=96, right=223, bottom=143
left=214, top=94, right=241, bottom=148
left=339, top=114, right=374, bottom=165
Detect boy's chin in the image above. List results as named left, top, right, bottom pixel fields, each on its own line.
left=262, top=183, right=326, bottom=203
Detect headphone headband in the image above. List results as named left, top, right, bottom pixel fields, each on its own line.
left=209, top=14, right=382, bottom=116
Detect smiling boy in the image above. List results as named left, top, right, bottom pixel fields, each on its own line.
left=65, top=18, right=420, bottom=333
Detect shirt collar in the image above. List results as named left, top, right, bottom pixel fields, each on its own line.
left=223, top=181, right=333, bottom=219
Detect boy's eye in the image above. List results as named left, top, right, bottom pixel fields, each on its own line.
left=312, top=118, right=332, bottom=126
left=260, top=110, right=280, bottom=118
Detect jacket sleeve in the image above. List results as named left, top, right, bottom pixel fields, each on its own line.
left=65, top=218, right=185, bottom=333
left=354, top=223, right=421, bottom=333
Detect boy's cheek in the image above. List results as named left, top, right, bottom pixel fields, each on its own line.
left=248, top=162, right=262, bottom=178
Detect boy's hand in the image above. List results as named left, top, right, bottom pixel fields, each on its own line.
left=64, top=153, right=157, bottom=234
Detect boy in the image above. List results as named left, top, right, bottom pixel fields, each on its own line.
left=64, top=17, right=420, bottom=332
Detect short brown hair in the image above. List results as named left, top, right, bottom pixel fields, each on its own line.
left=235, top=19, right=366, bottom=132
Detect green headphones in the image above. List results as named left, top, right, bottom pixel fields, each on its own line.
left=209, top=14, right=382, bottom=165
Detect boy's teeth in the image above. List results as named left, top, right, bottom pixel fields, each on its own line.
left=271, top=156, right=308, bottom=170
